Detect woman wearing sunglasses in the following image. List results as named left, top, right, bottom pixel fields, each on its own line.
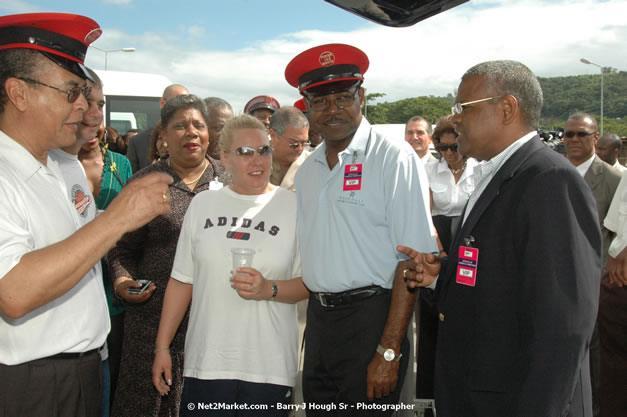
left=425, top=116, right=478, bottom=253
left=153, top=114, right=308, bottom=416
left=108, top=94, right=230, bottom=417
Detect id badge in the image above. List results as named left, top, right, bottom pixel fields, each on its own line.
left=209, top=180, right=223, bottom=190
left=456, top=246, right=479, bottom=286
left=343, top=164, right=362, bottom=191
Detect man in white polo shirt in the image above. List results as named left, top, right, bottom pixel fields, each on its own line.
left=0, top=13, right=172, bottom=416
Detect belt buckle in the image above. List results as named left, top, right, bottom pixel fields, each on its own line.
left=317, top=293, right=334, bottom=308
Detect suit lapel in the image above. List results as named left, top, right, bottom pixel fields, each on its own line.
left=583, top=156, right=602, bottom=191
left=445, top=137, right=545, bottom=282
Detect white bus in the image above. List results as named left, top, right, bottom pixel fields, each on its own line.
left=95, top=70, right=172, bottom=134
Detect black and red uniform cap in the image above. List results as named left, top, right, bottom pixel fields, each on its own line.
left=293, top=98, right=307, bottom=113
left=284, top=43, right=369, bottom=98
left=244, top=95, right=280, bottom=114
left=0, top=13, right=102, bottom=81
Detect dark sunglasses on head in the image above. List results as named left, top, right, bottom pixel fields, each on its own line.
left=437, top=143, right=458, bottom=152
left=235, top=146, right=273, bottom=157
left=564, top=131, right=595, bottom=139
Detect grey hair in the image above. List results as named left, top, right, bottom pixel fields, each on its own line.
left=0, top=49, right=45, bottom=114
left=219, top=114, right=267, bottom=153
left=268, top=106, right=309, bottom=137
left=405, top=116, right=432, bottom=136
left=161, top=94, right=208, bottom=128
left=204, top=96, right=233, bottom=112
left=462, top=60, right=543, bottom=130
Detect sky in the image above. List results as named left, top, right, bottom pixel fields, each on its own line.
left=1, top=0, right=626, bottom=113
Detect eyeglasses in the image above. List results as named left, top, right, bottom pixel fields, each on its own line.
left=234, top=146, right=273, bottom=157
left=437, top=143, right=458, bottom=152
left=451, top=96, right=503, bottom=116
left=564, top=131, right=596, bottom=139
left=286, top=140, right=311, bottom=149
left=19, top=77, right=91, bottom=103
left=307, top=87, right=359, bottom=112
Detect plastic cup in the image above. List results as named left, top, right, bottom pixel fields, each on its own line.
left=231, top=248, right=255, bottom=270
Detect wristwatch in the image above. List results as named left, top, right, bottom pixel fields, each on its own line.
left=376, top=344, right=402, bottom=362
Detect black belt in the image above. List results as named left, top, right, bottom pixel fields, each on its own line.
left=310, top=285, right=390, bottom=308
left=46, top=348, right=99, bottom=360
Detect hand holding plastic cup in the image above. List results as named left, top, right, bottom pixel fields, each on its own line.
left=231, top=248, right=255, bottom=270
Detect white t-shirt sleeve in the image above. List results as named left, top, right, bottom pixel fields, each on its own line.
left=171, top=198, right=197, bottom=284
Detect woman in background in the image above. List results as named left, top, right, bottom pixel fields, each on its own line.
left=79, top=116, right=133, bottom=414
left=415, top=116, right=477, bottom=408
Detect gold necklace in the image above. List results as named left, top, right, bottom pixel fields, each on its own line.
left=450, top=160, right=467, bottom=175
left=169, top=159, right=209, bottom=185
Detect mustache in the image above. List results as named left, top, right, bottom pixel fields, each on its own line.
left=323, top=116, right=347, bottom=125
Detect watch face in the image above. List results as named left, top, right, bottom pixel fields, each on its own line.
left=383, top=349, right=395, bottom=361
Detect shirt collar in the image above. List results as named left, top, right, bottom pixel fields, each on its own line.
left=472, top=131, right=537, bottom=183
left=0, top=129, right=46, bottom=181
left=575, top=154, right=596, bottom=177
left=313, top=116, right=370, bottom=164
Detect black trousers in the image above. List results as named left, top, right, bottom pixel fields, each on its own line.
left=303, top=292, right=409, bottom=417
left=0, top=351, right=101, bottom=417
left=179, top=378, right=292, bottom=417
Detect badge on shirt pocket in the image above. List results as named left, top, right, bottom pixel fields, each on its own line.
left=456, top=246, right=478, bottom=286
left=343, top=164, right=362, bottom=191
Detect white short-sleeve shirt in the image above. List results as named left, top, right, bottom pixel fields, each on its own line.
left=0, top=132, right=109, bottom=365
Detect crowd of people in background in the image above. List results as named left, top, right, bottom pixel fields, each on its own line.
left=1, top=12, right=626, bottom=417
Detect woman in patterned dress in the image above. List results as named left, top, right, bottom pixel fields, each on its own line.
left=108, top=95, right=230, bottom=417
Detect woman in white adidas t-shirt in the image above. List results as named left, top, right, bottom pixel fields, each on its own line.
left=152, top=114, right=308, bottom=416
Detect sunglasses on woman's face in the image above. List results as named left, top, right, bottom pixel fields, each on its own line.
left=437, top=143, right=458, bottom=152
left=234, top=146, right=273, bottom=157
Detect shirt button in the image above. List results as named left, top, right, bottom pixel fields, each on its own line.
left=439, top=313, right=445, bottom=322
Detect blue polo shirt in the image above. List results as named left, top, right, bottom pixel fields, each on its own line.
left=295, top=118, right=438, bottom=293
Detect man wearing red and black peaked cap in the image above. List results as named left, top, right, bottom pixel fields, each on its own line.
left=285, top=43, right=438, bottom=416
left=244, top=94, right=280, bottom=130
left=0, top=14, right=173, bottom=416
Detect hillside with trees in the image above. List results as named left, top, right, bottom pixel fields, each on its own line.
left=364, top=71, right=627, bottom=136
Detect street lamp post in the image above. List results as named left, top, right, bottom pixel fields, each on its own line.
left=91, top=46, right=136, bottom=71
left=580, top=58, right=615, bottom=135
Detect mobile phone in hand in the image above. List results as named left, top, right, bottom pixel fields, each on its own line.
left=127, top=279, right=152, bottom=295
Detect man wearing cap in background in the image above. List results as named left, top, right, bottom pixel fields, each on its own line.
left=269, top=106, right=311, bottom=191
left=0, top=13, right=172, bottom=416
left=286, top=43, right=437, bottom=415
left=295, top=97, right=323, bottom=150
left=127, top=83, right=190, bottom=172
left=244, top=94, right=280, bottom=130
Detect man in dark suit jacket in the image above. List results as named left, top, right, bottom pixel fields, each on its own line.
left=399, top=60, right=601, bottom=417
left=126, top=84, right=189, bottom=172
left=564, top=112, right=621, bottom=417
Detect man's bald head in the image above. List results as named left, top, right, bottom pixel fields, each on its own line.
left=567, top=112, right=598, bottom=132
left=160, top=84, right=189, bottom=108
